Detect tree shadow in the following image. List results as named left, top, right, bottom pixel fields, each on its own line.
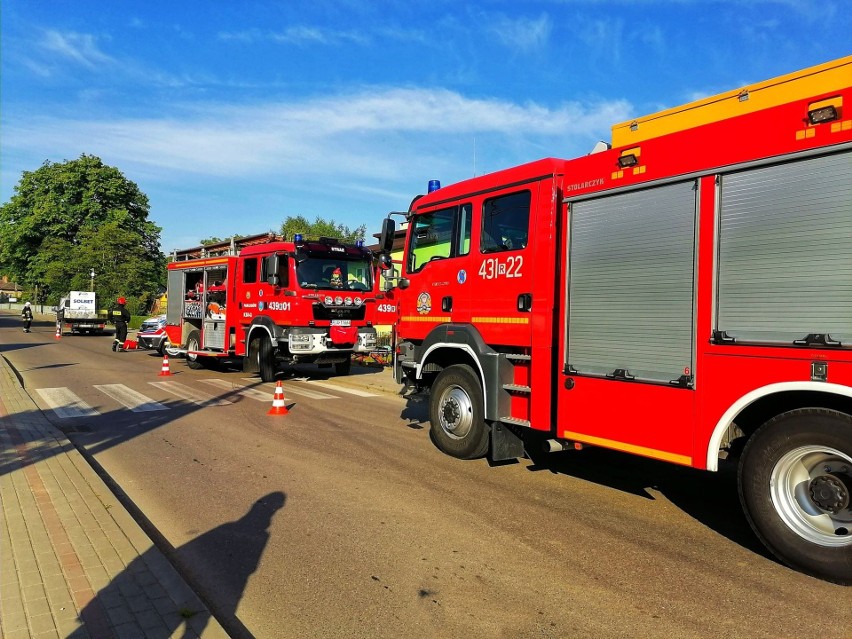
left=69, top=492, right=286, bottom=638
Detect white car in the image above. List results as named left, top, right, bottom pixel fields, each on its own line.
left=136, top=314, right=169, bottom=354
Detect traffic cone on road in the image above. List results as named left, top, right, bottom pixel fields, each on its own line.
left=158, top=354, right=172, bottom=377
left=267, top=381, right=289, bottom=415
left=55, top=325, right=61, bottom=340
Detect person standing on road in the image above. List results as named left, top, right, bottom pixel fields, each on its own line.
left=110, top=297, right=131, bottom=351
left=21, top=301, right=33, bottom=333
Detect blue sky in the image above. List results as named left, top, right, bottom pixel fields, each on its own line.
left=2, top=1, right=849, bottom=253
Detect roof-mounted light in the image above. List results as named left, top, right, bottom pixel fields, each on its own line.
left=617, top=146, right=641, bottom=169
left=428, top=179, right=441, bottom=193
left=807, top=97, right=842, bottom=125
left=355, top=239, right=364, bottom=248
left=617, top=153, right=638, bottom=168
left=294, top=233, right=303, bottom=242
left=808, top=105, right=838, bottom=125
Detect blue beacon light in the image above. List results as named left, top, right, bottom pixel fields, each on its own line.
left=356, top=239, right=364, bottom=248
left=294, top=233, right=303, bottom=242
left=428, top=179, right=441, bottom=193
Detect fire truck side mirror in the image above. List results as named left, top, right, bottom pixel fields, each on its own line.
left=266, top=254, right=280, bottom=286
left=380, top=218, right=396, bottom=253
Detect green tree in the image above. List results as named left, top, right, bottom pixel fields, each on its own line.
left=199, top=235, right=245, bottom=246
left=280, top=215, right=366, bottom=243
left=0, top=154, right=165, bottom=308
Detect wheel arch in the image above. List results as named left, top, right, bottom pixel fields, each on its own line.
left=414, top=323, right=504, bottom=421
left=706, top=382, right=852, bottom=471
left=245, top=316, right=278, bottom=347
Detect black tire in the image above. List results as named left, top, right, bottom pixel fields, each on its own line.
left=243, top=336, right=259, bottom=374
left=185, top=330, right=205, bottom=370
left=739, top=408, right=852, bottom=584
left=157, top=339, right=169, bottom=357
left=257, top=335, right=277, bottom=382
left=429, top=364, right=489, bottom=460
left=334, top=357, right=352, bottom=376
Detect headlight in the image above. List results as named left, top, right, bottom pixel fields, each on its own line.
left=354, top=297, right=363, bottom=306
left=335, top=296, right=343, bottom=305
left=289, top=334, right=312, bottom=350
left=324, top=296, right=333, bottom=305
left=344, top=297, right=353, bottom=306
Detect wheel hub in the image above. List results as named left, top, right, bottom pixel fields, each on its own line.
left=809, top=473, right=851, bottom=515
left=442, top=400, right=460, bottom=428
left=438, top=386, right=473, bottom=439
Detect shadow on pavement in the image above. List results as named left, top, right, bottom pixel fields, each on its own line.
left=70, top=492, right=287, bottom=638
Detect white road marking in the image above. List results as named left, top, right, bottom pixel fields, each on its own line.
left=294, top=377, right=378, bottom=397
left=200, top=378, right=272, bottom=402
left=148, top=381, right=233, bottom=406
left=240, top=378, right=337, bottom=400
left=35, top=388, right=100, bottom=418
left=93, top=384, right=169, bottom=412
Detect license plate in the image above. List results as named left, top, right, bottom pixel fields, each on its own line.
left=330, top=319, right=351, bottom=327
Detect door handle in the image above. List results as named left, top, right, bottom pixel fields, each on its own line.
left=442, top=296, right=453, bottom=312
left=517, top=293, right=532, bottom=312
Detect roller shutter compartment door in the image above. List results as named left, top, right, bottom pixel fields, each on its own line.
left=166, top=269, right=184, bottom=321
left=567, top=181, right=697, bottom=384
left=717, top=150, right=852, bottom=345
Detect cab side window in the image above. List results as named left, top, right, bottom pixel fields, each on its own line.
left=243, top=258, right=258, bottom=283
left=408, top=203, right=472, bottom=272
left=481, top=191, right=530, bottom=253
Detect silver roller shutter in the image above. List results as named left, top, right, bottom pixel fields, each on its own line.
left=166, top=269, right=184, bottom=324
left=567, top=181, right=697, bottom=384
left=717, top=150, right=852, bottom=345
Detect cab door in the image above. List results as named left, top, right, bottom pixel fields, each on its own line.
left=469, top=186, right=537, bottom=349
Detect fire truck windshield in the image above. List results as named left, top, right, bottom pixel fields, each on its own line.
left=296, top=258, right=372, bottom=291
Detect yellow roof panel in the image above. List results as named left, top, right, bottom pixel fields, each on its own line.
left=612, top=56, right=852, bottom=147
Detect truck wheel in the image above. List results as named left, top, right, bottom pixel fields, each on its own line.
left=157, top=339, right=170, bottom=357
left=257, top=335, right=277, bottom=382
left=334, top=357, right=352, bottom=376
left=739, top=408, right=852, bottom=584
left=429, top=364, right=489, bottom=460
left=186, top=330, right=205, bottom=370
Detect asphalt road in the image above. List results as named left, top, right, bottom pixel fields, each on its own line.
left=1, top=311, right=848, bottom=639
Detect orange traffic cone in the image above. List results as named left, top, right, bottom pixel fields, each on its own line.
left=55, top=325, right=62, bottom=339
left=267, top=381, right=289, bottom=415
left=158, top=354, right=172, bottom=377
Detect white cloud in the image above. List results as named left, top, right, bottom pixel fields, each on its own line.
left=218, top=26, right=370, bottom=46
left=487, top=13, right=553, bottom=53
left=3, top=88, right=631, bottom=185
left=39, top=30, right=115, bottom=69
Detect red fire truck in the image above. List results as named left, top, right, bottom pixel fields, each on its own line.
left=379, top=56, right=852, bottom=583
left=165, top=233, right=381, bottom=381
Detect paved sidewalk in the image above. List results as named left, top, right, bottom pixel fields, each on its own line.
left=0, top=355, right=229, bottom=639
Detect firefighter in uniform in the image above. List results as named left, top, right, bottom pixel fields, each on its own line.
left=21, top=301, right=33, bottom=333
left=111, top=297, right=131, bottom=351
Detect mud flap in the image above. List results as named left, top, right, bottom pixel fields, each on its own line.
left=490, top=422, right=524, bottom=462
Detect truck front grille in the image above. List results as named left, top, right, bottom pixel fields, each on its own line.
left=312, top=304, right=366, bottom=321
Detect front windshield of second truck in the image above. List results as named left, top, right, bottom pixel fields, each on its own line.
left=297, top=258, right=372, bottom=291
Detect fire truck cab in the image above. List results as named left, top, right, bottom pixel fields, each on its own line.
left=166, top=234, right=380, bottom=381
left=381, top=56, right=852, bottom=583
